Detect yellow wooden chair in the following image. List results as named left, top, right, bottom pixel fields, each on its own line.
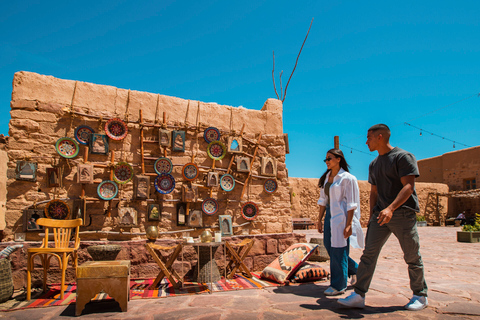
left=26, top=218, right=82, bottom=300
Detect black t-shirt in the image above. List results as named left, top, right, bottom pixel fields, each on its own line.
left=368, top=147, right=420, bottom=212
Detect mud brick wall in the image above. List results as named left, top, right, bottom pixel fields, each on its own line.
left=3, top=71, right=292, bottom=241
left=289, top=178, right=449, bottom=227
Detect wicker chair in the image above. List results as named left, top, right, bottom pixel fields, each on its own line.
left=26, top=218, right=82, bottom=300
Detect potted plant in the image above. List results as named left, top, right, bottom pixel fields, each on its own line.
left=457, top=213, right=480, bottom=243
left=416, top=215, right=427, bottom=227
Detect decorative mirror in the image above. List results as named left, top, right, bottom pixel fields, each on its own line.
left=172, top=130, right=185, bottom=152
left=77, top=163, right=94, bottom=184
left=236, top=156, right=250, bottom=173
left=23, top=208, right=43, bottom=232
left=261, top=157, right=277, bottom=177
left=16, top=161, right=37, bottom=182
left=159, top=129, right=171, bottom=147
left=134, top=175, right=150, bottom=199
left=227, top=136, right=243, bottom=153
left=46, top=167, right=62, bottom=188
left=89, top=133, right=109, bottom=155
left=219, top=215, right=233, bottom=237
left=177, top=203, right=187, bottom=226
left=188, top=210, right=203, bottom=228
left=148, top=204, right=161, bottom=221
left=207, top=172, right=219, bottom=187
left=118, top=207, right=138, bottom=226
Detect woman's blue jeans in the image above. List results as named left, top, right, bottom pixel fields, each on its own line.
left=324, top=206, right=358, bottom=291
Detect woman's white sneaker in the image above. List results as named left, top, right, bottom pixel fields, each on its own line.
left=324, top=286, right=345, bottom=296
left=405, top=295, right=428, bottom=311
left=337, top=291, right=365, bottom=308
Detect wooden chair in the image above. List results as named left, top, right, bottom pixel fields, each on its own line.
left=26, top=218, right=82, bottom=300
left=145, top=243, right=183, bottom=289
left=225, top=239, right=255, bottom=279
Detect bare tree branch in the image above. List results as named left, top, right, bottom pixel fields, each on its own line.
left=279, top=70, right=283, bottom=101
left=282, top=18, right=313, bottom=103
left=272, top=51, right=280, bottom=100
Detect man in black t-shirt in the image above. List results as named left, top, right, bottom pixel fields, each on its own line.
left=338, top=124, right=428, bottom=311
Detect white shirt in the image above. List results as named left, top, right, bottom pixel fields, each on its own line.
left=317, top=168, right=364, bottom=249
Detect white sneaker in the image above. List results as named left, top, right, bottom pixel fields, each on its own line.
left=350, top=274, right=357, bottom=286
left=324, top=286, right=345, bottom=296
left=405, top=295, right=428, bottom=311
left=337, top=291, right=365, bottom=308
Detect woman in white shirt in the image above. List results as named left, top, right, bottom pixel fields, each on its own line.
left=317, top=149, right=364, bottom=296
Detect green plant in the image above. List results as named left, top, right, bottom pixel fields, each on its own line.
left=416, top=215, right=426, bottom=222
left=462, top=213, right=480, bottom=232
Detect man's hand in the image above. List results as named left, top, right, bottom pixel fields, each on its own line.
left=317, top=220, right=323, bottom=233
left=343, top=224, right=352, bottom=238
left=377, top=207, right=393, bottom=226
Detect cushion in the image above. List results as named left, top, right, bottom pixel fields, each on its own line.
left=260, top=243, right=318, bottom=284
left=290, top=261, right=329, bottom=282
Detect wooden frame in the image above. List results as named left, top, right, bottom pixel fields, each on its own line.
left=158, top=129, right=171, bottom=147
left=16, top=161, right=37, bottom=182
left=188, top=210, right=203, bottom=228
left=236, top=156, right=251, bottom=173
left=227, top=136, right=243, bottom=153
left=207, top=172, right=219, bottom=187
left=176, top=203, right=187, bottom=226
left=77, top=163, right=94, bottom=184
left=89, top=133, right=109, bottom=155
left=134, top=175, right=150, bottom=199
left=172, top=130, right=185, bottom=152
left=148, top=204, right=161, bottom=221
left=46, top=167, right=62, bottom=188
left=23, top=208, right=44, bottom=232
left=219, top=215, right=233, bottom=237
left=261, top=157, right=277, bottom=177
left=117, top=207, right=138, bottom=226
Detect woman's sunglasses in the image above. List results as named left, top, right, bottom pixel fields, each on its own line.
left=323, top=157, right=333, bottom=163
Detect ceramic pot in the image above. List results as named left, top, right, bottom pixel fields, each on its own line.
left=200, top=230, right=213, bottom=243
left=146, top=225, right=159, bottom=241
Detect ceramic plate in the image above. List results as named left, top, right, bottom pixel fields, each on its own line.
left=207, top=141, right=226, bottom=160
left=202, top=198, right=219, bottom=215
left=44, top=199, right=70, bottom=219
left=154, top=173, right=176, bottom=194
left=182, top=163, right=199, bottom=181
left=220, top=174, right=235, bottom=192
left=154, top=157, right=173, bottom=175
left=97, top=180, right=118, bottom=200
left=55, top=137, right=79, bottom=159
left=242, top=202, right=259, bottom=221
left=204, top=127, right=221, bottom=143
left=264, top=179, right=278, bottom=193
left=105, top=118, right=128, bottom=140
left=114, top=162, right=134, bottom=184
left=74, top=125, right=94, bottom=145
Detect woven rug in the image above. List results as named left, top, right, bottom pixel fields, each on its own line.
left=0, top=273, right=279, bottom=311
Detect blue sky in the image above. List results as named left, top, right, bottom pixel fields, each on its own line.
left=1, top=1, right=479, bottom=181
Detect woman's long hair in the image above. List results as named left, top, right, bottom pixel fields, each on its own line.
left=318, top=148, right=350, bottom=188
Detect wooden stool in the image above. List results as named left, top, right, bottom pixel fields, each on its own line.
left=76, top=260, right=130, bottom=316
left=225, top=239, right=255, bottom=279
left=145, top=243, right=183, bottom=289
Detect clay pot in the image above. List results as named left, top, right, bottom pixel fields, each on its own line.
left=87, top=244, right=122, bottom=261
left=146, top=225, right=159, bottom=241
left=200, top=230, right=213, bottom=243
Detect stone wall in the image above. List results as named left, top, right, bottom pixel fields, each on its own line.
left=4, top=71, right=291, bottom=241
left=289, top=178, right=449, bottom=226
left=0, top=135, right=7, bottom=233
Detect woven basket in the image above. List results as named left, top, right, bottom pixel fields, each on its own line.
left=0, top=258, right=14, bottom=303
left=308, top=238, right=330, bottom=262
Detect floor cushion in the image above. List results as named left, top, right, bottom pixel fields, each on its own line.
left=290, top=261, right=329, bottom=282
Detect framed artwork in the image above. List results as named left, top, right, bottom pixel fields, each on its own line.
left=219, top=215, right=233, bottom=237
left=172, top=130, right=185, bottom=152
left=261, top=157, right=277, bottom=177
left=134, top=175, right=150, bottom=199
left=236, top=156, right=251, bottom=173
left=182, top=184, right=198, bottom=202
left=46, top=167, right=62, bottom=188
left=188, top=210, right=203, bottom=228
left=159, top=129, right=172, bottom=147
left=207, top=172, right=219, bottom=187
left=148, top=204, right=161, bottom=221
left=118, top=207, right=137, bottom=226
left=77, top=163, right=94, bottom=184
left=72, top=199, right=86, bottom=224
left=176, top=203, right=187, bottom=226
left=23, top=209, right=43, bottom=232
left=16, top=161, right=37, bottom=182
left=89, top=133, right=109, bottom=155
left=227, top=136, right=243, bottom=153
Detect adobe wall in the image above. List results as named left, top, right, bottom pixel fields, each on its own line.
left=0, top=135, right=7, bottom=232
left=4, top=71, right=291, bottom=241
left=289, top=178, right=449, bottom=226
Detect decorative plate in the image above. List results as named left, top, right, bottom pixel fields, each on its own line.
left=264, top=179, right=278, bottom=193
left=207, top=141, right=227, bottom=161
left=113, top=162, right=134, bottom=184
left=154, top=157, right=173, bottom=175
left=105, top=118, right=128, bottom=140
left=202, top=198, right=219, bottom=215
left=44, top=199, right=70, bottom=220
left=182, top=163, right=199, bottom=181
left=55, top=137, right=79, bottom=159
left=242, top=202, right=259, bottom=221
left=74, top=125, right=94, bottom=145
left=204, top=127, right=221, bottom=143
left=97, top=180, right=118, bottom=200
left=220, top=174, right=235, bottom=192
left=154, top=173, right=176, bottom=194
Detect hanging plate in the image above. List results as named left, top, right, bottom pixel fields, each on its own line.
left=202, top=198, right=219, bottom=215
left=182, top=163, right=199, bottom=181
left=154, top=173, right=176, bottom=194
left=207, top=141, right=226, bottom=161
left=203, top=127, right=221, bottom=143
left=105, top=118, right=128, bottom=140
left=220, top=174, right=235, bottom=192
left=97, top=180, right=118, bottom=200
left=242, top=202, right=259, bottom=221
left=74, top=125, right=94, bottom=145
left=113, top=162, right=134, bottom=184
left=44, top=199, right=70, bottom=220
left=264, top=179, right=278, bottom=193
left=55, top=137, right=79, bottom=159
left=154, top=157, right=173, bottom=175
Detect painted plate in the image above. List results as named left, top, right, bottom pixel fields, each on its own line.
left=220, top=174, right=235, bottom=192
left=105, top=118, right=128, bottom=140
left=264, top=179, right=278, bottom=193
left=114, top=162, right=134, bottom=184
left=154, top=173, right=176, bottom=194
left=44, top=199, right=70, bottom=220
left=154, top=157, right=173, bottom=175
left=74, top=125, right=94, bottom=145
left=204, top=127, right=221, bottom=143
left=202, top=198, right=219, bottom=215
left=55, top=137, right=79, bottom=159
left=242, top=202, right=259, bottom=221
left=207, top=141, right=226, bottom=160
left=182, top=163, right=199, bottom=181
left=97, top=180, right=118, bottom=200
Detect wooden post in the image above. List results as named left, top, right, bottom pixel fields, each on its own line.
left=163, top=112, right=167, bottom=157
left=81, top=146, right=89, bottom=225
left=140, top=110, right=145, bottom=174
left=334, top=136, right=339, bottom=149
left=227, top=124, right=245, bottom=174
left=241, top=133, right=262, bottom=199
left=107, top=150, right=115, bottom=217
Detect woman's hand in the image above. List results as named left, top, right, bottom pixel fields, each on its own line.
left=344, top=224, right=352, bottom=238
left=317, top=220, right=323, bottom=233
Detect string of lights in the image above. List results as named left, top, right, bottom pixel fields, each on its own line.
left=339, top=143, right=375, bottom=156
left=404, top=122, right=472, bottom=148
